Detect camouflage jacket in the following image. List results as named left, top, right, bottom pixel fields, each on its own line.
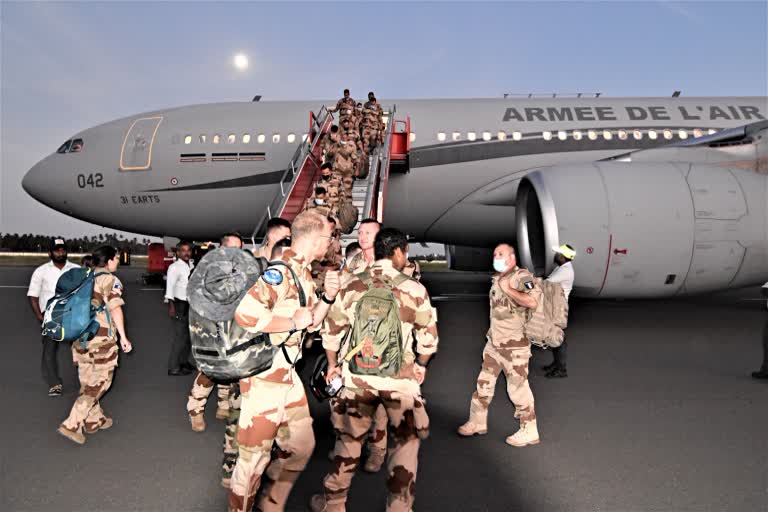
left=91, top=269, right=125, bottom=343
left=334, top=97, right=356, bottom=117
left=489, top=267, right=541, bottom=346
left=322, top=259, right=439, bottom=394
left=234, top=249, right=318, bottom=384
left=362, top=101, right=383, bottom=128
left=343, top=251, right=373, bottom=276
left=402, top=260, right=422, bottom=282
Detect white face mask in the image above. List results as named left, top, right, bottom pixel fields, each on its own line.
left=314, top=198, right=325, bottom=205
left=493, top=259, right=508, bottom=273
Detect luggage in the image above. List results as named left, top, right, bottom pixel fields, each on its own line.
left=42, top=268, right=110, bottom=345
left=524, top=278, right=569, bottom=349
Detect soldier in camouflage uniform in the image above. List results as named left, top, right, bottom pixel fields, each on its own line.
left=333, top=134, right=359, bottom=197
left=458, top=243, right=542, bottom=447
left=57, top=246, right=133, bottom=445
left=253, top=218, right=292, bottom=260
left=311, top=218, right=343, bottom=294
left=402, top=258, right=422, bottom=281
left=329, top=89, right=356, bottom=125
left=227, top=210, right=340, bottom=512
left=317, top=164, right=346, bottom=217
left=362, top=92, right=384, bottom=154
left=309, top=228, right=438, bottom=512
left=304, top=186, right=329, bottom=214
left=322, top=126, right=340, bottom=165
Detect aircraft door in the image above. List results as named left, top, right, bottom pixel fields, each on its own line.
left=120, top=116, right=163, bottom=171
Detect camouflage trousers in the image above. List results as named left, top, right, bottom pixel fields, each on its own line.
left=469, top=339, right=536, bottom=426
left=222, top=383, right=242, bottom=481
left=324, top=387, right=430, bottom=512
left=61, top=339, right=119, bottom=434
left=186, top=371, right=231, bottom=417
left=327, top=400, right=388, bottom=453
left=228, top=372, right=315, bottom=512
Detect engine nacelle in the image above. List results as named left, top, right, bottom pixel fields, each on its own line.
left=516, top=162, right=768, bottom=298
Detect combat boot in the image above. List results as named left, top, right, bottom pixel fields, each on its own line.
left=362, top=447, right=385, bottom=473
left=457, top=420, right=487, bottom=437
left=57, top=425, right=85, bottom=445
left=85, top=417, right=113, bottom=434
left=190, top=414, right=206, bottom=432
left=308, top=494, right=345, bottom=512
left=505, top=420, right=540, bottom=447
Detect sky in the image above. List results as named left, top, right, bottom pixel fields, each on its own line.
left=1, top=0, right=766, bottom=244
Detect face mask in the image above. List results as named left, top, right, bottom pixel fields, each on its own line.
left=322, top=175, right=331, bottom=181
left=314, top=198, right=325, bottom=205
left=493, top=259, right=508, bottom=273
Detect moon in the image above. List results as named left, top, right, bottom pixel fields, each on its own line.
left=233, top=53, right=249, bottom=71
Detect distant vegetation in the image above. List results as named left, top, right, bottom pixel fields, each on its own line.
left=0, top=233, right=151, bottom=255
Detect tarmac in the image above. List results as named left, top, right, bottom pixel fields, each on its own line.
left=1, top=265, right=766, bottom=512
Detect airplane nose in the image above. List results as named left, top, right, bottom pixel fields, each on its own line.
left=22, top=160, right=47, bottom=203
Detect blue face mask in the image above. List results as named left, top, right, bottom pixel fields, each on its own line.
left=493, top=259, right=508, bottom=273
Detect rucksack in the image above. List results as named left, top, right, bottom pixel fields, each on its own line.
left=524, top=278, right=569, bottom=349
left=188, top=247, right=305, bottom=382
left=343, top=272, right=408, bottom=377
left=42, top=268, right=111, bottom=346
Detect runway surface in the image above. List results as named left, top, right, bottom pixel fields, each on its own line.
left=1, top=266, right=766, bottom=512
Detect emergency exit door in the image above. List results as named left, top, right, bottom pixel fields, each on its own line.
left=120, top=116, right=163, bottom=171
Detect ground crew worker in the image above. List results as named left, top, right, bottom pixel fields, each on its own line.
left=57, top=246, right=133, bottom=445
left=543, top=244, right=575, bottom=379
left=187, top=233, right=244, bottom=433
left=228, top=210, right=340, bottom=512
left=329, top=89, right=356, bottom=124
left=458, top=243, right=542, bottom=447
left=752, top=281, right=768, bottom=380
left=253, top=217, right=292, bottom=260
left=27, top=238, right=79, bottom=397
left=310, top=228, right=439, bottom=512
left=165, top=240, right=195, bottom=376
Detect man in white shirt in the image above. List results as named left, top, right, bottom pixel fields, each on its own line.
left=165, top=240, right=195, bottom=376
left=544, top=244, right=575, bottom=379
left=27, top=239, right=79, bottom=396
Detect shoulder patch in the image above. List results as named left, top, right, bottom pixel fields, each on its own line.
left=261, top=268, right=284, bottom=286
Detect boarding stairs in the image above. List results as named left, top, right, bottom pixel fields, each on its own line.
left=250, top=105, right=411, bottom=246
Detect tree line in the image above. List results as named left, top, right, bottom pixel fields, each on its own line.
left=0, top=233, right=153, bottom=255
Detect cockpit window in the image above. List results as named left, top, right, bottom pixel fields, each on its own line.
left=57, top=140, right=72, bottom=154
left=70, top=139, right=84, bottom=153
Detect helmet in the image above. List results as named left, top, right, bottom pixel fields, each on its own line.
left=309, top=354, right=343, bottom=401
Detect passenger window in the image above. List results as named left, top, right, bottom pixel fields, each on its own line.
left=542, top=131, right=552, bottom=141
left=287, top=133, right=296, bottom=143
left=482, top=132, right=491, bottom=141
left=663, top=129, right=673, bottom=140
left=708, top=128, right=717, bottom=135
left=452, top=132, right=461, bottom=141
left=242, top=133, right=251, bottom=144
left=70, top=139, right=84, bottom=152
left=633, top=130, right=643, bottom=140
left=587, top=130, right=598, bottom=141
left=272, top=134, right=281, bottom=143
left=184, top=135, right=192, bottom=145
left=467, top=132, right=477, bottom=141
left=213, top=134, right=221, bottom=144
left=512, top=132, right=522, bottom=141
left=617, top=129, right=628, bottom=140
left=227, top=133, right=236, bottom=144
left=257, top=134, right=266, bottom=144
left=57, top=140, right=72, bottom=154
left=199, top=134, right=207, bottom=144
left=437, top=132, right=446, bottom=142
left=557, top=131, right=567, bottom=141
left=498, top=131, right=508, bottom=141
left=409, top=133, right=416, bottom=142
left=602, top=130, right=613, bottom=140
left=648, top=130, right=658, bottom=140
left=693, top=129, right=703, bottom=138
left=572, top=130, right=583, bottom=140
left=678, top=129, right=688, bottom=140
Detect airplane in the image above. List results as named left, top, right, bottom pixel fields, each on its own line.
left=22, top=94, right=768, bottom=298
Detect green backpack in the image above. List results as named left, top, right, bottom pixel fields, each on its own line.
left=344, top=272, right=409, bottom=377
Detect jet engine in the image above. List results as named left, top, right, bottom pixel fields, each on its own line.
left=516, top=162, right=768, bottom=298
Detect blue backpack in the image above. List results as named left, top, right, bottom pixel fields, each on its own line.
left=42, top=268, right=111, bottom=347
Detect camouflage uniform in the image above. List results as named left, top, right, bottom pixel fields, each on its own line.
left=222, top=383, right=242, bottom=484
left=311, top=229, right=343, bottom=292
left=334, top=97, right=357, bottom=125
left=316, top=259, right=439, bottom=512
left=59, top=271, right=124, bottom=437
left=333, top=139, right=358, bottom=195
left=322, top=132, right=340, bottom=165
left=362, top=100, right=384, bottom=153
left=228, top=249, right=318, bottom=512
left=467, top=267, right=542, bottom=431
left=187, top=371, right=231, bottom=419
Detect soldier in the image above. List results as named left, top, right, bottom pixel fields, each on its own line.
left=342, top=242, right=361, bottom=272
left=318, top=164, right=346, bottom=216
left=253, top=217, right=291, bottom=260
left=304, top=186, right=329, bottom=213
left=458, top=244, right=542, bottom=447
left=187, top=232, right=245, bottom=433
left=332, top=135, right=358, bottom=196
left=311, top=217, right=343, bottom=293
left=362, top=92, right=384, bottom=153
left=344, top=218, right=379, bottom=274
left=403, top=257, right=422, bottom=281
left=309, top=228, right=439, bottom=512
left=353, top=102, right=364, bottom=133
left=228, top=210, right=340, bottom=512
left=57, top=246, right=133, bottom=445
left=322, top=126, right=340, bottom=165
left=329, top=88, right=356, bottom=125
